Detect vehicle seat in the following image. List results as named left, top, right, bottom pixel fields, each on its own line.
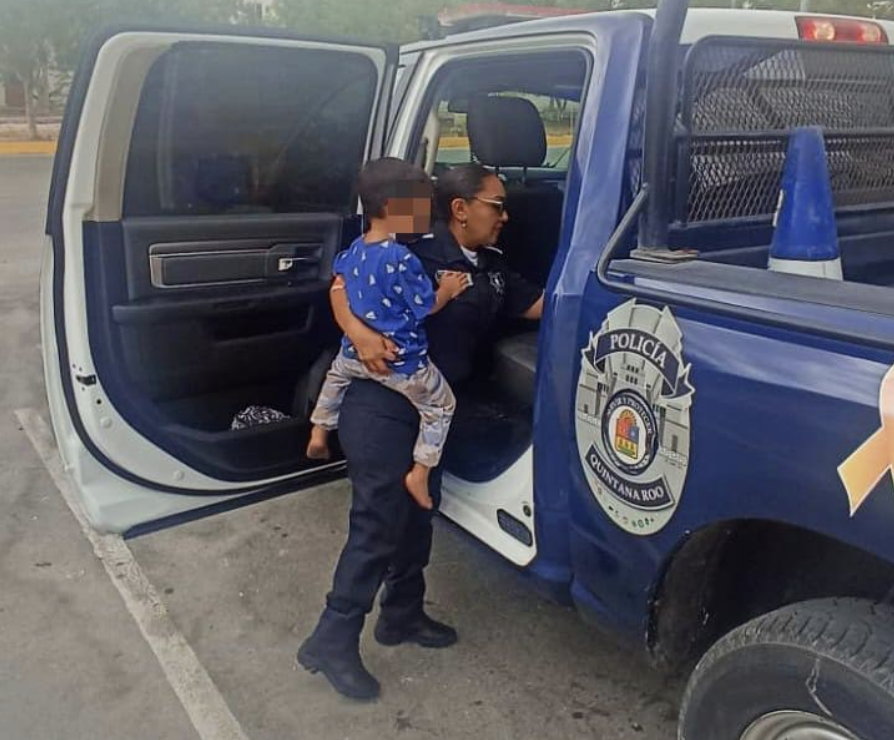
left=493, top=331, right=539, bottom=405
left=467, top=95, right=564, bottom=287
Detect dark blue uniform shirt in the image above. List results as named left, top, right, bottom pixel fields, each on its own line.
left=412, top=223, right=542, bottom=386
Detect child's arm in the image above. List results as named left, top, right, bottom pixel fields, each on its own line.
left=392, top=250, right=468, bottom=320
left=330, top=276, right=398, bottom=376
left=429, top=271, right=471, bottom=316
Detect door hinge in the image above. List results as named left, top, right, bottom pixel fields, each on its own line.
left=75, top=373, right=97, bottom=387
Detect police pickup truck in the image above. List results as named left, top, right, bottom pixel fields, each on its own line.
left=43, top=2, right=894, bottom=737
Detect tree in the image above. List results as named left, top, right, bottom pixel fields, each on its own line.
left=0, top=0, right=59, bottom=138
left=49, top=0, right=255, bottom=71
left=0, top=0, right=250, bottom=139
left=272, top=0, right=467, bottom=44
left=3, top=0, right=891, bottom=141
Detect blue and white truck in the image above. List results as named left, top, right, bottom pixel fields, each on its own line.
left=43, top=2, right=894, bottom=736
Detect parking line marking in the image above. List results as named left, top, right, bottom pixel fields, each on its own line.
left=15, top=408, right=252, bottom=740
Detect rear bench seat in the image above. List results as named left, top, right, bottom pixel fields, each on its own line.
left=493, top=332, right=539, bottom=405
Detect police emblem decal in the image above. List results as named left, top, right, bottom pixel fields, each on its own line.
left=575, top=300, right=695, bottom=536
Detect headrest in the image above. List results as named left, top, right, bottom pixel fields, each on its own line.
left=467, top=96, right=547, bottom=168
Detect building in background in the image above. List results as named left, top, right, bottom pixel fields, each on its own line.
left=244, top=0, right=275, bottom=23
left=1, top=79, right=25, bottom=111
left=1, top=72, right=65, bottom=118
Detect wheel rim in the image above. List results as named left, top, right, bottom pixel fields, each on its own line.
left=741, top=711, right=862, bottom=740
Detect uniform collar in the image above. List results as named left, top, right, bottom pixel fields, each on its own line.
left=429, top=221, right=492, bottom=270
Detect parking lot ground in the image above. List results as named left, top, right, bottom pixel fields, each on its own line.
left=129, top=482, right=681, bottom=740
left=1, top=155, right=680, bottom=740
left=1, top=155, right=201, bottom=740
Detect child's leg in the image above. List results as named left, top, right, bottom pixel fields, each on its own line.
left=306, top=426, right=331, bottom=460
left=307, top=354, right=366, bottom=459
left=404, top=462, right=433, bottom=510
left=379, top=363, right=456, bottom=509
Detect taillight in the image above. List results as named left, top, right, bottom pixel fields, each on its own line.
left=797, top=16, right=888, bottom=45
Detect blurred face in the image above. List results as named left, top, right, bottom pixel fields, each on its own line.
left=451, top=174, right=508, bottom=249
left=382, top=182, right=432, bottom=236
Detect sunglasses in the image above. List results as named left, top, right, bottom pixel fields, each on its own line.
left=472, top=196, right=507, bottom=216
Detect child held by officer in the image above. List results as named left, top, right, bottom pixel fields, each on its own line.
left=306, top=158, right=470, bottom=509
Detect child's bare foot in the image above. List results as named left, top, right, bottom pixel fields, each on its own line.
left=306, top=425, right=331, bottom=460
left=404, top=463, right=433, bottom=510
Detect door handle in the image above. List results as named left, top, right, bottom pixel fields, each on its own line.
left=277, top=256, right=316, bottom=272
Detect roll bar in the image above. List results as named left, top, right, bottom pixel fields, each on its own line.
left=638, top=0, right=690, bottom=250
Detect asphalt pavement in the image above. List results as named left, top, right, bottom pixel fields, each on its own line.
left=0, top=154, right=679, bottom=740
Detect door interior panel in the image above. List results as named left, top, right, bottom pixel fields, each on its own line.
left=110, top=283, right=325, bottom=325
left=148, top=241, right=322, bottom=289
left=48, top=30, right=392, bottom=501
left=84, top=214, right=356, bottom=480
left=123, top=214, right=342, bottom=299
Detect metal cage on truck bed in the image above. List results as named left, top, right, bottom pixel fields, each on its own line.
left=674, top=37, right=894, bottom=227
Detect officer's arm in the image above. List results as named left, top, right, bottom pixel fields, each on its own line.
left=503, top=262, right=545, bottom=321
left=519, top=294, right=545, bottom=320
left=330, top=277, right=397, bottom=376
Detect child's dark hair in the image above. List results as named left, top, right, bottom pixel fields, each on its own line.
left=358, top=157, right=432, bottom=219
left=434, top=163, right=493, bottom=221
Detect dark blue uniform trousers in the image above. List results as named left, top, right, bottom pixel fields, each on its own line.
left=308, top=379, right=442, bottom=650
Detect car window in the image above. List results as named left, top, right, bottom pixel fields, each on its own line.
left=435, top=94, right=579, bottom=171
left=123, top=43, right=378, bottom=217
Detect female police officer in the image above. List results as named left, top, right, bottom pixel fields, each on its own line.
left=418, top=164, right=544, bottom=381
left=298, top=163, right=544, bottom=701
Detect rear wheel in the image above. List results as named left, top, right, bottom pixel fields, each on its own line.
left=679, top=599, right=894, bottom=740
left=739, top=710, right=859, bottom=739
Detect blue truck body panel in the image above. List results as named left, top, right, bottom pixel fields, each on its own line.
left=516, top=13, right=894, bottom=646
left=525, top=14, right=649, bottom=614
left=568, top=285, right=894, bottom=638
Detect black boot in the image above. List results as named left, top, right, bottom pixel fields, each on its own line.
left=374, top=612, right=458, bottom=649
left=298, top=611, right=380, bottom=701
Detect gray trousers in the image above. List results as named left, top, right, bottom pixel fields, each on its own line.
left=311, top=353, right=456, bottom=468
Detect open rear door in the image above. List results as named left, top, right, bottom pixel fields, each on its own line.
left=43, top=26, right=395, bottom=533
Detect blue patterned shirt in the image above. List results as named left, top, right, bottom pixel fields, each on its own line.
left=334, top=236, right=435, bottom=375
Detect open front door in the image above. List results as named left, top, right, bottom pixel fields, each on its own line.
left=43, top=26, right=395, bottom=533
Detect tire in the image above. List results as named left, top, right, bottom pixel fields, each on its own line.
left=679, top=598, right=894, bottom=740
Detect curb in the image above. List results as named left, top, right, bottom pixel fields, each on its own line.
left=0, top=141, right=57, bottom=156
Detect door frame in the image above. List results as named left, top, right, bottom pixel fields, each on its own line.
left=45, top=25, right=396, bottom=498
left=386, top=30, right=601, bottom=567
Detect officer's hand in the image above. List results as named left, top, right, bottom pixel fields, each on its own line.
left=354, top=329, right=399, bottom=376
left=438, top=270, right=472, bottom=300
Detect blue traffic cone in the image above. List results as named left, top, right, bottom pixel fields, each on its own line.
left=768, top=126, right=843, bottom=280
